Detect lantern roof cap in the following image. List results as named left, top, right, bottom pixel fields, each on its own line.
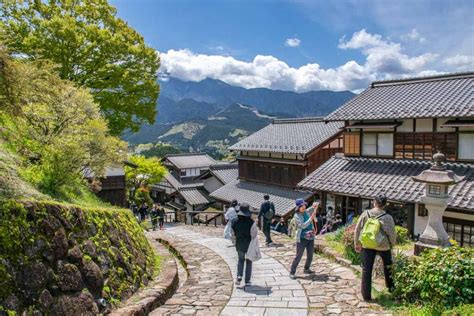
left=412, top=152, right=465, bottom=185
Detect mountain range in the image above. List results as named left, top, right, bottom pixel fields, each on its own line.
left=124, top=78, right=355, bottom=158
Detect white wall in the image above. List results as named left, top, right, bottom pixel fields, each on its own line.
left=436, top=118, right=455, bottom=132
left=415, top=119, right=433, bottom=132
left=397, top=119, right=414, bottom=132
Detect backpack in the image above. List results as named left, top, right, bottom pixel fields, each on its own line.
left=360, top=211, right=387, bottom=249
left=263, top=202, right=275, bottom=220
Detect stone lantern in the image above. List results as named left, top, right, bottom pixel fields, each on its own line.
left=412, top=152, right=465, bottom=255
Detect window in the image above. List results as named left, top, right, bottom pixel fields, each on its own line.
left=443, top=217, right=474, bottom=247
left=343, top=132, right=360, bottom=156
left=362, top=133, right=393, bottom=157
left=394, top=133, right=456, bottom=161
left=362, top=133, right=377, bottom=156
left=458, top=133, right=474, bottom=161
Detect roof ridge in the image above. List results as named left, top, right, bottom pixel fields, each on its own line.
left=165, top=153, right=212, bottom=157
left=371, top=71, right=474, bottom=88
left=210, top=163, right=238, bottom=170
left=272, top=117, right=324, bottom=124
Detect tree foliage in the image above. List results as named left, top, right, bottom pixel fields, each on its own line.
left=1, top=0, right=160, bottom=134
left=0, top=49, right=126, bottom=197
left=125, top=155, right=166, bottom=202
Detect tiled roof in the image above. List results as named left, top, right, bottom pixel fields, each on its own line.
left=179, top=187, right=211, bottom=206
left=210, top=180, right=312, bottom=217
left=165, top=153, right=217, bottom=169
left=229, top=118, right=344, bottom=155
left=298, top=156, right=473, bottom=211
left=210, top=163, right=238, bottom=184
left=325, top=72, right=474, bottom=121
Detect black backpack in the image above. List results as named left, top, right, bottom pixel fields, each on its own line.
left=264, top=202, right=275, bottom=220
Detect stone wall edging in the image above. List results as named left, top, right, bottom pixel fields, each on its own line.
left=109, top=241, right=179, bottom=316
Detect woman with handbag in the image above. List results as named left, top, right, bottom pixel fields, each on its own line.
left=289, top=199, right=319, bottom=279
left=232, top=203, right=258, bottom=287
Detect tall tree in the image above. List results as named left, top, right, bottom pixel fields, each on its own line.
left=1, top=0, right=160, bottom=135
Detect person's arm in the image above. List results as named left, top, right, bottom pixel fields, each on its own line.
left=295, top=210, right=316, bottom=229
left=384, top=216, right=397, bottom=247
left=258, top=203, right=264, bottom=219
left=250, top=222, right=258, bottom=239
left=224, top=208, right=231, bottom=220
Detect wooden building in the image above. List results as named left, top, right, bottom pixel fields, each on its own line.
left=211, top=117, right=345, bottom=218
left=299, top=72, right=474, bottom=246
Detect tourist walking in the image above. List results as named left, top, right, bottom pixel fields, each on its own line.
left=354, top=194, right=396, bottom=301
left=150, top=204, right=159, bottom=231
left=258, top=194, right=275, bottom=246
left=224, top=200, right=239, bottom=241
left=157, top=203, right=166, bottom=230
left=290, top=199, right=319, bottom=279
left=139, top=202, right=148, bottom=222
left=232, top=203, right=258, bottom=286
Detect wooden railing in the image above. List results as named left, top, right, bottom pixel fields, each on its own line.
left=180, top=211, right=226, bottom=227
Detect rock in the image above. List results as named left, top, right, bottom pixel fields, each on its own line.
left=39, top=289, right=53, bottom=309
left=50, top=292, right=99, bottom=316
left=41, top=216, right=62, bottom=237
left=51, top=228, right=68, bottom=259
left=81, top=259, right=104, bottom=297
left=82, top=240, right=97, bottom=258
left=26, top=237, right=47, bottom=257
left=68, top=246, right=83, bottom=264
left=58, top=262, right=83, bottom=291
left=4, top=294, right=20, bottom=312
left=19, top=261, right=49, bottom=299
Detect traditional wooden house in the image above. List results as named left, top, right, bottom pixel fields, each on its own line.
left=298, top=72, right=474, bottom=246
left=195, top=163, right=239, bottom=193
left=211, top=117, right=345, bottom=218
left=151, top=153, right=217, bottom=212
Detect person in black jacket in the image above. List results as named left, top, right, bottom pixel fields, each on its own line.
left=232, top=203, right=258, bottom=287
left=258, top=195, right=275, bottom=246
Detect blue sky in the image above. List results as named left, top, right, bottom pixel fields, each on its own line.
left=111, top=0, right=474, bottom=91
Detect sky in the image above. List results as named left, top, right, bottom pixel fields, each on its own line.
left=111, top=0, right=474, bottom=92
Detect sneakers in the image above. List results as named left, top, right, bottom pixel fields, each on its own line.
left=304, top=269, right=315, bottom=274
left=289, top=273, right=296, bottom=279
left=235, top=277, right=242, bottom=285
left=245, top=281, right=251, bottom=287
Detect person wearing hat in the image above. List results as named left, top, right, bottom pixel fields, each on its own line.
left=223, top=200, right=239, bottom=242
left=232, top=203, right=258, bottom=286
left=354, top=194, right=396, bottom=301
left=289, top=199, right=319, bottom=279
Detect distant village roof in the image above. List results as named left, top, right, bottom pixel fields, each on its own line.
left=298, top=156, right=473, bottom=211
left=325, top=72, right=474, bottom=121
left=195, top=163, right=238, bottom=185
left=229, top=117, right=344, bottom=155
left=165, top=153, right=217, bottom=169
left=179, top=187, right=212, bottom=206
left=210, top=180, right=312, bottom=217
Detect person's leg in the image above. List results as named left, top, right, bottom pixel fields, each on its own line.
left=290, top=240, right=307, bottom=275
left=237, top=251, right=245, bottom=279
left=245, top=257, right=253, bottom=284
left=304, top=239, right=315, bottom=271
left=361, top=248, right=376, bottom=301
left=263, top=220, right=272, bottom=244
left=378, top=250, right=394, bottom=292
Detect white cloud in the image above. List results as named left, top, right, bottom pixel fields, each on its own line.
left=443, top=54, right=474, bottom=71
left=285, top=38, right=301, bottom=47
left=401, top=28, right=426, bottom=43
left=159, top=30, right=443, bottom=92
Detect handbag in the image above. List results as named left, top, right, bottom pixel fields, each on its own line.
left=246, top=237, right=262, bottom=262
left=223, top=222, right=233, bottom=240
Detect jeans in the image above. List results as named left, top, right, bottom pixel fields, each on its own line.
left=263, top=219, right=273, bottom=244
left=290, top=238, right=314, bottom=274
left=237, top=250, right=253, bottom=283
left=361, top=248, right=394, bottom=301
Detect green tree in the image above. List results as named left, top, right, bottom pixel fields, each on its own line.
left=140, top=143, right=181, bottom=158
left=1, top=0, right=160, bottom=135
left=125, top=155, right=166, bottom=202
left=0, top=49, right=126, bottom=197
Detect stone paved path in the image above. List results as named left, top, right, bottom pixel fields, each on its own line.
left=148, top=225, right=390, bottom=315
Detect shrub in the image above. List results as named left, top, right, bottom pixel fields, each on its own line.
left=333, top=226, right=345, bottom=242
left=392, top=246, right=474, bottom=308
left=341, top=224, right=361, bottom=265
left=395, top=226, right=410, bottom=244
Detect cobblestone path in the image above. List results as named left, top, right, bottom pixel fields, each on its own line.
left=147, top=225, right=389, bottom=315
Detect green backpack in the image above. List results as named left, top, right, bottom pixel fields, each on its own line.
left=360, top=211, right=387, bottom=249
